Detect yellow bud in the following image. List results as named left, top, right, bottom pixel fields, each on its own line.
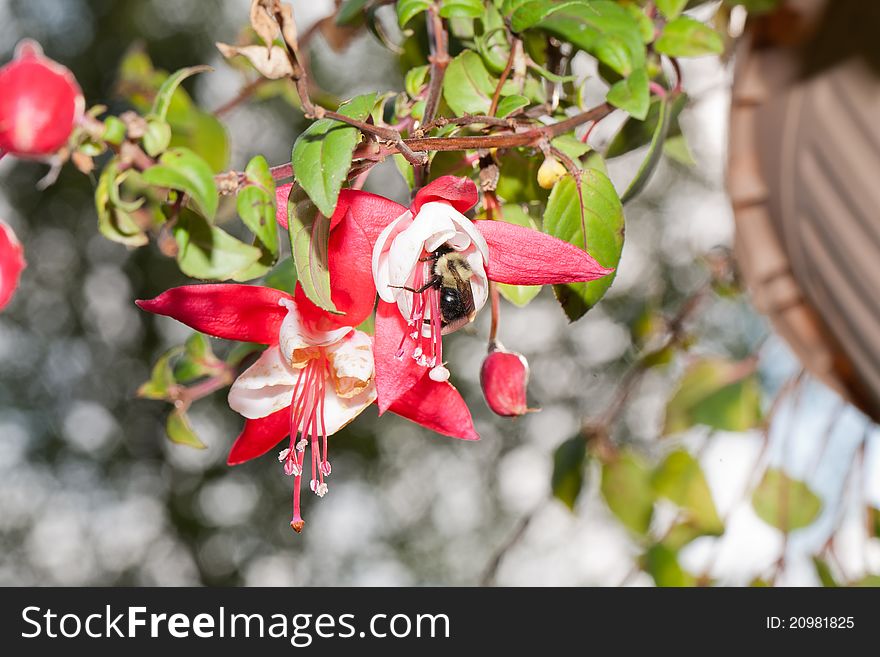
left=537, top=156, right=567, bottom=190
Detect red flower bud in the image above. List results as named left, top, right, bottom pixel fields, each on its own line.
left=0, top=40, right=84, bottom=158
left=0, top=220, right=25, bottom=312
left=480, top=345, right=534, bottom=417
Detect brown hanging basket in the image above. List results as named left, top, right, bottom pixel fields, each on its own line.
left=728, top=0, right=880, bottom=421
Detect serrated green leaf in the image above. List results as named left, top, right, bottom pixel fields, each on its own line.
left=607, top=67, right=650, bottom=120
left=237, top=155, right=278, bottom=257
left=664, top=358, right=763, bottom=435
left=653, top=449, right=723, bottom=536
left=440, top=0, right=483, bottom=19
left=752, top=469, right=822, bottom=532
left=166, top=409, right=206, bottom=449
left=642, top=544, right=696, bottom=587
left=405, top=65, right=430, bottom=98
left=173, top=209, right=262, bottom=280
left=95, top=159, right=149, bottom=247
left=138, top=347, right=182, bottom=400
left=287, top=183, right=340, bottom=314
left=601, top=451, right=654, bottom=535
left=655, top=16, right=724, bottom=58
left=442, top=50, right=499, bottom=115
left=543, top=171, right=624, bottom=321
left=142, top=147, right=218, bottom=220
left=495, top=94, right=530, bottom=117
left=398, top=0, right=432, bottom=27
left=552, top=436, right=588, bottom=511
left=656, top=0, right=689, bottom=19
left=151, top=65, right=212, bottom=122
left=621, top=94, right=671, bottom=203
left=263, top=256, right=298, bottom=295
left=292, top=92, right=376, bottom=217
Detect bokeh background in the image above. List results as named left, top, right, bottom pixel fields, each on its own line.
left=1, top=0, right=878, bottom=586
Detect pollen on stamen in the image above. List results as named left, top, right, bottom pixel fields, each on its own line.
left=278, top=448, right=291, bottom=462
left=429, top=365, right=450, bottom=382
left=321, top=461, right=332, bottom=476
left=314, top=482, right=329, bottom=497
left=296, top=438, right=307, bottom=452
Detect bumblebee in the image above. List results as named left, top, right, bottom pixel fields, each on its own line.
left=394, top=245, right=477, bottom=334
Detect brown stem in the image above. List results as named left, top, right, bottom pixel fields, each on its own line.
left=416, top=114, right=524, bottom=136
left=489, top=38, right=521, bottom=117
left=213, top=77, right=269, bottom=117
left=480, top=502, right=540, bottom=586
left=422, top=7, right=449, bottom=129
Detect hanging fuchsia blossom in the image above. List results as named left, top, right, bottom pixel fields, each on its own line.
left=0, top=220, right=25, bottom=312
left=0, top=40, right=84, bottom=159
left=366, top=175, right=614, bottom=414
left=139, top=188, right=476, bottom=531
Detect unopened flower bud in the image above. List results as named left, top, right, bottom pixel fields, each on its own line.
left=0, top=220, right=26, bottom=312
left=0, top=40, right=84, bottom=158
left=537, top=155, right=567, bottom=190
left=480, top=344, right=533, bottom=417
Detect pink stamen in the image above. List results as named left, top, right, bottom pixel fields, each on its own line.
left=287, top=352, right=331, bottom=532
left=396, top=251, right=445, bottom=377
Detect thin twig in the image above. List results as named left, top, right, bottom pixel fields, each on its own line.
left=489, top=38, right=520, bottom=117
left=480, top=504, right=540, bottom=586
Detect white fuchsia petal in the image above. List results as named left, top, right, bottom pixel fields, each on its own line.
left=227, top=346, right=299, bottom=419
left=372, top=210, right=412, bottom=303
left=325, top=330, right=374, bottom=398
left=319, top=374, right=377, bottom=435
left=386, top=205, right=458, bottom=294
left=422, top=201, right=490, bottom=263
left=278, top=298, right=351, bottom=360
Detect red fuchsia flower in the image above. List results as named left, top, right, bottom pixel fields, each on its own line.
left=0, top=219, right=26, bottom=312
left=480, top=345, right=534, bottom=417
left=139, top=189, right=477, bottom=531
left=368, top=175, right=614, bottom=414
left=0, top=40, right=84, bottom=159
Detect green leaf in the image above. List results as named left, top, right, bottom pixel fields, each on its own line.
left=442, top=50, right=499, bottom=115
left=663, top=134, right=696, bottom=167
left=237, top=155, right=278, bottom=256
left=95, top=159, right=149, bottom=247
left=595, top=33, right=634, bottom=76
left=663, top=358, right=763, bottom=435
left=398, top=0, right=432, bottom=27
left=169, top=109, right=230, bottom=173
left=552, top=436, right=588, bottom=511
left=166, top=409, right=206, bottom=449
left=601, top=451, right=654, bottom=535
left=101, top=116, right=127, bottom=146
left=263, top=256, right=298, bottom=295
left=336, top=0, right=370, bottom=25
left=543, top=171, right=624, bottom=321
left=405, top=65, right=430, bottom=98
left=151, top=65, right=212, bottom=122
left=551, top=135, right=591, bottom=160
left=607, top=67, right=650, bottom=121
left=534, top=1, right=647, bottom=74
left=852, top=575, right=880, bottom=587
left=287, top=183, right=340, bottom=314
left=292, top=92, right=376, bottom=217
left=138, top=347, right=182, bottom=400
left=656, top=0, right=689, bottom=19
left=607, top=94, right=687, bottom=158
left=142, top=117, right=172, bottom=157
left=869, top=506, right=880, bottom=538
left=476, top=3, right=511, bottom=74
left=173, top=332, right=223, bottom=383
left=495, top=94, right=530, bottom=117
left=812, top=557, right=838, bottom=588
left=173, top=209, right=263, bottom=280
left=440, top=0, right=483, bottom=19
left=653, top=449, right=723, bottom=536
left=393, top=153, right=416, bottom=191
left=624, top=2, right=655, bottom=42
left=752, top=469, right=822, bottom=532
left=621, top=94, right=671, bottom=203
left=509, top=0, right=570, bottom=32
left=655, top=16, right=724, bottom=58
left=642, top=544, right=696, bottom=587
left=142, top=147, right=219, bottom=220
left=496, top=149, right=548, bottom=204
